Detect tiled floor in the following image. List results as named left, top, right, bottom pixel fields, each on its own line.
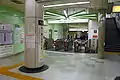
left=0, top=53, right=23, bottom=67
left=0, top=51, right=120, bottom=80
left=0, top=75, right=17, bottom=80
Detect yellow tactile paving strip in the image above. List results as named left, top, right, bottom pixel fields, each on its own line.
left=0, top=62, right=43, bottom=80
left=104, top=52, right=120, bottom=54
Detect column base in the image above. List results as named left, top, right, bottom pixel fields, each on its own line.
left=115, top=76, right=120, bottom=80
left=19, top=65, right=49, bottom=73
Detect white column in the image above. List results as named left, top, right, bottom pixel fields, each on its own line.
left=18, top=0, right=48, bottom=73
left=24, top=0, right=44, bottom=68
left=19, top=0, right=49, bottom=73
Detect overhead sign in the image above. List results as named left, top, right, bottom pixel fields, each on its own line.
left=113, top=6, right=120, bottom=12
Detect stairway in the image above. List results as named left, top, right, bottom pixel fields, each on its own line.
left=105, top=18, right=120, bottom=52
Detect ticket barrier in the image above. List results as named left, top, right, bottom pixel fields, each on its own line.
left=85, top=39, right=91, bottom=53
left=43, top=38, right=54, bottom=50
left=54, top=39, right=64, bottom=51
left=74, top=39, right=90, bottom=52
left=74, top=40, right=82, bottom=52
left=64, top=40, right=73, bottom=51
left=84, top=39, right=98, bottom=53
left=74, top=41, right=79, bottom=52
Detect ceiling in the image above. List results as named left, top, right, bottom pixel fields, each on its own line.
left=108, top=0, right=120, bottom=3
left=0, top=0, right=24, bottom=12
left=43, top=0, right=101, bottom=22
left=0, top=0, right=109, bottom=12
left=43, top=0, right=97, bottom=23
left=0, top=0, right=109, bottom=23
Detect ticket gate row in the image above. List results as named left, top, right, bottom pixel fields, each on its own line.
left=43, top=38, right=98, bottom=53
left=74, top=39, right=98, bottom=53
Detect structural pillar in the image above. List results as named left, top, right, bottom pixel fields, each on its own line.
left=98, top=13, right=105, bottom=59
left=19, top=0, right=48, bottom=73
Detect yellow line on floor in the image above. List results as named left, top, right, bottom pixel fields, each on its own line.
left=6, top=62, right=24, bottom=70
left=0, top=62, right=43, bottom=80
left=104, top=52, right=120, bottom=54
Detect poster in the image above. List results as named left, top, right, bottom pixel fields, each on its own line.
left=0, top=24, right=13, bottom=45
left=14, top=27, right=21, bottom=43
left=14, top=26, right=24, bottom=44
left=5, top=33, right=13, bottom=44
left=0, top=33, right=4, bottom=44
left=0, top=24, right=4, bottom=30
left=27, top=23, right=35, bottom=34
left=20, top=27, right=24, bottom=44
left=25, top=35, right=35, bottom=48
left=25, top=23, right=36, bottom=48
left=4, top=24, right=13, bottom=31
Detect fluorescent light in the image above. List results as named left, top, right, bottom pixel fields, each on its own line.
left=45, top=12, right=65, bottom=18
left=71, top=11, right=87, bottom=16
left=69, top=28, right=88, bottom=31
left=46, top=12, right=60, bottom=16
left=14, top=14, right=17, bottom=17
left=82, top=14, right=97, bottom=17
left=48, top=19, right=88, bottom=23
left=63, top=10, right=68, bottom=17
left=44, top=1, right=90, bottom=8
left=44, top=14, right=51, bottom=16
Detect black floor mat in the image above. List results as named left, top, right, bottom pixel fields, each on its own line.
left=115, top=76, right=120, bottom=80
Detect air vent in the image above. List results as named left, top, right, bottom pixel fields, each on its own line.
left=10, top=0, right=23, bottom=4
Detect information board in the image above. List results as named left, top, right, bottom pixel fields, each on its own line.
left=0, top=24, right=13, bottom=45
left=0, top=45, right=13, bottom=58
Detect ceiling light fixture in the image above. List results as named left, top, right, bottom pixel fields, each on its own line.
left=69, top=28, right=88, bottom=31
left=63, top=10, right=68, bottom=18
left=48, top=19, right=88, bottom=23
left=44, top=1, right=90, bottom=8
left=46, top=12, right=63, bottom=17
left=14, top=14, right=17, bottom=17
left=71, top=11, right=87, bottom=16
left=82, top=14, right=97, bottom=17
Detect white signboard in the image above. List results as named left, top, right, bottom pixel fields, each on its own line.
left=0, top=45, right=13, bottom=58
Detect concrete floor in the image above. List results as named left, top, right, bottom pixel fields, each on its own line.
left=0, top=51, right=120, bottom=80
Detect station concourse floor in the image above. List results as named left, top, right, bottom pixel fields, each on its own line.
left=0, top=51, right=120, bottom=80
